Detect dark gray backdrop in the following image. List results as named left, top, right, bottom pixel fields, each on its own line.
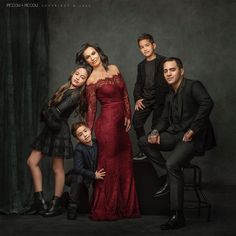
left=47, top=0, right=236, bottom=185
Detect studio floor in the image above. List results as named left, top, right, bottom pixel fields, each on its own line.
left=1, top=185, right=236, bottom=236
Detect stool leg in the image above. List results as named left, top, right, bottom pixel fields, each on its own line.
left=196, top=166, right=211, bottom=221
left=194, top=167, right=201, bottom=216
left=207, top=204, right=211, bottom=222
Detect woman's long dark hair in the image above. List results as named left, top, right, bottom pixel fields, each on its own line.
left=75, top=43, right=109, bottom=71
left=48, top=65, right=91, bottom=118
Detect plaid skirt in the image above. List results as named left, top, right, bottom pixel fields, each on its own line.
left=31, top=121, right=73, bottom=159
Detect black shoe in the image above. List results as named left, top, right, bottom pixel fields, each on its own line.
left=133, top=152, right=147, bottom=160
left=160, top=211, right=186, bottom=230
left=153, top=181, right=169, bottom=198
left=43, top=196, right=63, bottom=217
left=67, top=203, right=78, bottom=220
left=26, top=191, right=48, bottom=215
left=60, top=192, right=70, bottom=209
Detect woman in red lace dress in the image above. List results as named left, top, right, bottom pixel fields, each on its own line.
left=76, top=43, right=140, bottom=220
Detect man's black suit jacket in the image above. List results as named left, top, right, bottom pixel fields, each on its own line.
left=133, top=54, right=169, bottom=105
left=154, top=78, right=216, bottom=154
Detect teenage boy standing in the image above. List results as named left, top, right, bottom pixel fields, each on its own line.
left=133, top=33, right=169, bottom=159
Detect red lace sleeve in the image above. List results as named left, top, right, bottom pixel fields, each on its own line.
left=86, top=84, right=97, bottom=131
left=121, top=75, right=132, bottom=120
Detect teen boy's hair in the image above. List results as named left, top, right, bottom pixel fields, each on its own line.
left=137, top=33, right=154, bottom=44
left=71, top=121, right=88, bottom=138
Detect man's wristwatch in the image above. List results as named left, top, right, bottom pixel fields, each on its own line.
left=150, top=129, right=159, bottom=136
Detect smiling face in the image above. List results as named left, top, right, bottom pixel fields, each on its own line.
left=75, top=125, right=92, bottom=145
left=138, top=39, right=156, bottom=60
left=83, top=46, right=101, bottom=68
left=163, top=60, right=184, bottom=90
left=70, top=68, right=88, bottom=88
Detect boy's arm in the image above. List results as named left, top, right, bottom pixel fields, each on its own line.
left=73, top=148, right=96, bottom=180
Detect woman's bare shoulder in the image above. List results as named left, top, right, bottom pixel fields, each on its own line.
left=86, top=73, right=97, bottom=86
left=108, top=64, right=120, bottom=75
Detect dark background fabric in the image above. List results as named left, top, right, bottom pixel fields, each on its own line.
left=0, top=0, right=51, bottom=214
left=1, top=0, right=236, bottom=214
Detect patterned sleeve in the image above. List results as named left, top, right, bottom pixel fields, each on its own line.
left=86, top=84, right=97, bottom=131
left=121, top=75, right=132, bottom=120
left=56, top=90, right=80, bottom=114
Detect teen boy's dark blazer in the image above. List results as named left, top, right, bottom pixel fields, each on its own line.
left=72, top=140, right=97, bottom=186
left=154, top=78, right=216, bottom=154
left=133, top=54, right=169, bottom=104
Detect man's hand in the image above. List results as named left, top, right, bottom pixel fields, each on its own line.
left=148, top=129, right=161, bottom=144
left=135, top=99, right=145, bottom=111
left=148, top=131, right=160, bottom=144
left=124, top=117, right=131, bottom=132
left=95, top=168, right=106, bottom=180
left=183, top=129, right=194, bottom=142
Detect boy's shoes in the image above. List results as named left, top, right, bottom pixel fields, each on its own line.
left=133, top=152, right=147, bottom=160
left=67, top=203, right=78, bottom=220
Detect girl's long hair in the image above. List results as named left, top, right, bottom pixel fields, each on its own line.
left=48, top=65, right=91, bottom=118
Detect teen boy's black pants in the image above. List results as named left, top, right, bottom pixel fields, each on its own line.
left=132, top=99, right=164, bottom=139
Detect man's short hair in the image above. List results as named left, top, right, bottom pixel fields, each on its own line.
left=137, top=33, right=155, bottom=44
left=162, top=57, right=184, bottom=69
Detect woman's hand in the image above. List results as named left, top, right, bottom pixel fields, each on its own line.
left=124, top=117, right=131, bottom=132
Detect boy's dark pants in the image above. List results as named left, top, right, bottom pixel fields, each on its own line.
left=65, top=171, right=89, bottom=205
left=133, top=100, right=164, bottom=139
left=138, top=131, right=195, bottom=210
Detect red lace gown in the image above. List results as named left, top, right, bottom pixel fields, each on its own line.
left=86, top=73, right=140, bottom=220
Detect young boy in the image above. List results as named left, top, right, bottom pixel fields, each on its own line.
left=65, top=121, right=105, bottom=220
left=133, top=33, right=169, bottom=159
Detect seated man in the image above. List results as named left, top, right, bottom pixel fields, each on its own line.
left=65, top=121, right=105, bottom=220
left=139, top=57, right=216, bottom=230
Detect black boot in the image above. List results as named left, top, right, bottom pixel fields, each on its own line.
left=26, top=191, right=48, bottom=215
left=160, top=210, right=186, bottom=230
left=67, top=202, right=78, bottom=220
left=60, top=191, right=70, bottom=209
left=43, top=196, right=63, bottom=217
left=153, top=178, right=169, bottom=198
